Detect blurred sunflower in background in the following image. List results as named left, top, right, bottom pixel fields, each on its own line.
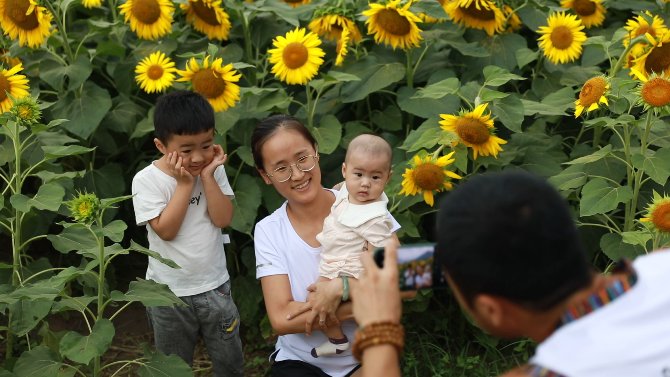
left=268, top=28, right=325, bottom=85
left=177, top=56, right=241, bottom=112
left=439, top=103, right=507, bottom=159
left=623, top=12, right=668, bottom=68
left=135, top=51, right=177, bottom=93
left=574, top=76, right=609, bottom=117
left=0, top=0, right=53, bottom=48
left=560, top=0, right=605, bottom=28
left=632, top=70, right=670, bottom=113
left=309, top=11, right=362, bottom=43
left=119, top=0, right=174, bottom=40
left=335, top=27, right=350, bottom=66
left=641, top=192, right=670, bottom=233
left=444, top=0, right=506, bottom=36
left=181, top=0, right=231, bottom=41
left=630, top=32, right=670, bottom=79
left=362, top=0, right=423, bottom=50
left=399, top=152, right=461, bottom=207
left=502, top=5, right=522, bottom=33
left=82, top=0, right=104, bottom=8
left=282, top=0, right=310, bottom=7
left=0, top=62, right=29, bottom=113
left=0, top=49, right=21, bottom=68
left=537, top=12, right=586, bottom=64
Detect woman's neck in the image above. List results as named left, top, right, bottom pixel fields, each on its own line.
left=287, top=188, right=334, bottom=223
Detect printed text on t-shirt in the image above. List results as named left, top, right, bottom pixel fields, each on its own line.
left=190, top=192, right=202, bottom=205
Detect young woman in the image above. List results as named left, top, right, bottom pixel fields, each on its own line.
left=251, top=115, right=399, bottom=377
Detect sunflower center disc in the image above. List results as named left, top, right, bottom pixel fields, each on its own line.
left=377, top=9, right=411, bottom=36
left=644, top=43, right=670, bottom=76
left=191, top=0, right=220, bottom=26
left=132, top=0, right=161, bottom=24
left=413, top=163, right=444, bottom=191
left=652, top=203, right=670, bottom=232
left=461, top=2, right=495, bottom=21
left=147, top=65, right=164, bottom=80
left=573, top=0, right=596, bottom=17
left=6, top=0, right=39, bottom=30
left=579, top=77, right=605, bottom=106
left=455, top=118, right=490, bottom=145
left=550, top=25, right=574, bottom=50
left=282, top=42, right=309, bottom=69
left=0, top=75, right=10, bottom=102
left=642, top=78, right=670, bottom=107
left=192, top=68, right=226, bottom=99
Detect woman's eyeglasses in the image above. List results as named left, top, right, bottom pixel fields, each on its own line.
left=265, top=154, right=319, bottom=183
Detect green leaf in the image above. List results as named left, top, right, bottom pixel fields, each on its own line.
left=324, top=71, right=360, bottom=82
left=516, top=48, right=538, bottom=68
left=482, top=66, right=525, bottom=87
left=522, top=87, right=575, bottom=116
left=632, top=148, right=670, bottom=186
left=42, top=145, right=95, bottom=159
left=341, top=61, right=405, bottom=103
left=51, top=82, right=113, bottom=139
left=39, top=55, right=92, bottom=91
left=600, top=233, right=645, bottom=261
left=9, top=182, right=65, bottom=212
left=580, top=178, right=633, bottom=217
left=13, top=346, right=76, bottom=377
left=110, top=279, right=184, bottom=307
left=52, top=296, right=97, bottom=313
left=548, top=167, right=588, bottom=191
left=47, top=224, right=98, bottom=254
left=493, top=95, right=524, bottom=133
left=400, top=118, right=442, bottom=152
left=128, top=240, right=181, bottom=269
left=621, top=231, right=652, bottom=248
left=371, top=106, right=402, bottom=132
left=479, top=88, right=509, bottom=102
left=230, top=174, right=262, bottom=235
left=138, top=346, right=194, bottom=377
left=311, top=114, right=342, bottom=154
left=412, top=78, right=460, bottom=99
left=9, top=300, right=53, bottom=336
left=60, top=319, right=115, bottom=365
left=564, top=145, right=613, bottom=165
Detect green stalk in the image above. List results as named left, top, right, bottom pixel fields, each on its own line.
left=406, top=50, right=414, bottom=89
left=93, top=216, right=105, bottom=377
left=44, top=1, right=75, bottom=62
left=240, top=10, right=257, bottom=86
left=622, top=120, right=635, bottom=232
left=627, top=112, right=655, bottom=232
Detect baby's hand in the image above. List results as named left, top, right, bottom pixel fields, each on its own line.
left=202, top=144, right=227, bottom=178
left=166, top=152, right=194, bottom=185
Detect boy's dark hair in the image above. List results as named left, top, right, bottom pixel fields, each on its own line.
left=154, top=90, right=215, bottom=143
left=251, top=114, right=317, bottom=169
left=435, top=170, right=592, bottom=311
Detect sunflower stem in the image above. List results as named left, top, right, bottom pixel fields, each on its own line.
left=240, top=10, right=257, bottom=86
left=44, top=1, right=76, bottom=63
left=405, top=50, right=414, bottom=89
left=431, top=145, right=445, bottom=160
left=609, top=34, right=647, bottom=77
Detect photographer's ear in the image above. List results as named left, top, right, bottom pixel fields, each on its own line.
left=473, top=294, right=505, bottom=328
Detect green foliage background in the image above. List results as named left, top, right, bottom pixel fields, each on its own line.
left=1, top=0, right=670, bottom=375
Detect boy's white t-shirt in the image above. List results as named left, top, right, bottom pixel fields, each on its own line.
left=530, top=250, right=670, bottom=376
left=132, top=162, right=234, bottom=297
left=254, top=189, right=400, bottom=377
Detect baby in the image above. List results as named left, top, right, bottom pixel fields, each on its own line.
left=312, top=134, right=394, bottom=357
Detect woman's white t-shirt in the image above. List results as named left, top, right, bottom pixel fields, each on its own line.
left=254, top=189, right=400, bottom=377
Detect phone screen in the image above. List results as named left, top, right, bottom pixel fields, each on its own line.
left=374, top=243, right=448, bottom=291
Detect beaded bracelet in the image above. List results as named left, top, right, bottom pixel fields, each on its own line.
left=352, top=321, right=404, bottom=361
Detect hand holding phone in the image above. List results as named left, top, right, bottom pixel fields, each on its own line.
left=374, top=243, right=447, bottom=291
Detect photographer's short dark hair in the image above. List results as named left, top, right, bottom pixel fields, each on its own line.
left=436, top=170, right=592, bottom=311
left=154, top=90, right=215, bottom=143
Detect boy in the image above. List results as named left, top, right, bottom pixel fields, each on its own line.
left=312, top=134, right=394, bottom=358
left=131, top=90, right=243, bottom=376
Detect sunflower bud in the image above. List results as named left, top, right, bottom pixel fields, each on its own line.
left=67, top=192, right=101, bottom=224
left=10, top=96, right=41, bottom=126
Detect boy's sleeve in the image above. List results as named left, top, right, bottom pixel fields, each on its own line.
left=214, top=165, right=234, bottom=198
left=254, top=222, right=287, bottom=279
left=131, top=172, right=167, bottom=226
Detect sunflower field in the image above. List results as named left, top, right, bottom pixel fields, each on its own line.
left=1, top=0, right=670, bottom=375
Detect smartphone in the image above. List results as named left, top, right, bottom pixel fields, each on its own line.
left=374, top=243, right=448, bottom=291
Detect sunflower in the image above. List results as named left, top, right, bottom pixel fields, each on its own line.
left=641, top=192, right=670, bottom=233
left=82, top=0, right=104, bottom=8
left=0, top=0, right=53, bottom=48
left=630, top=32, right=670, bottom=79
left=444, top=0, right=506, bottom=36
left=180, top=0, right=231, bottom=41
left=537, top=12, right=587, bottom=65
left=623, top=12, right=667, bottom=68
left=574, top=76, right=609, bottom=117
left=439, top=103, right=507, bottom=159
left=283, top=0, right=309, bottom=7
left=362, top=0, right=423, bottom=50
left=560, top=0, right=605, bottom=28
left=502, top=5, right=522, bottom=33
left=399, top=152, right=462, bottom=207
left=67, top=192, right=101, bottom=224
left=10, top=95, right=40, bottom=125
left=308, top=13, right=362, bottom=43
left=335, top=27, right=350, bottom=66
left=177, top=55, right=241, bottom=112
left=135, top=51, right=177, bottom=93
left=0, top=62, right=29, bottom=113
left=118, top=0, right=174, bottom=40
left=268, top=27, right=325, bottom=85
left=0, top=49, right=21, bottom=68
left=631, top=70, right=670, bottom=113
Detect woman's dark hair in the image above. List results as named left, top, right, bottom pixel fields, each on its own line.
left=251, top=114, right=317, bottom=169
left=435, top=170, right=592, bottom=312
left=154, top=90, right=215, bottom=143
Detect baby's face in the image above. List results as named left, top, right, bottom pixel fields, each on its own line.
left=342, top=150, right=390, bottom=205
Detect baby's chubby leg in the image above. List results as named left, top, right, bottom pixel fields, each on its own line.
left=310, top=276, right=350, bottom=357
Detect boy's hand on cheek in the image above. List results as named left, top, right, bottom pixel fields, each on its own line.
left=167, top=152, right=194, bottom=185
left=202, top=144, right=227, bottom=178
